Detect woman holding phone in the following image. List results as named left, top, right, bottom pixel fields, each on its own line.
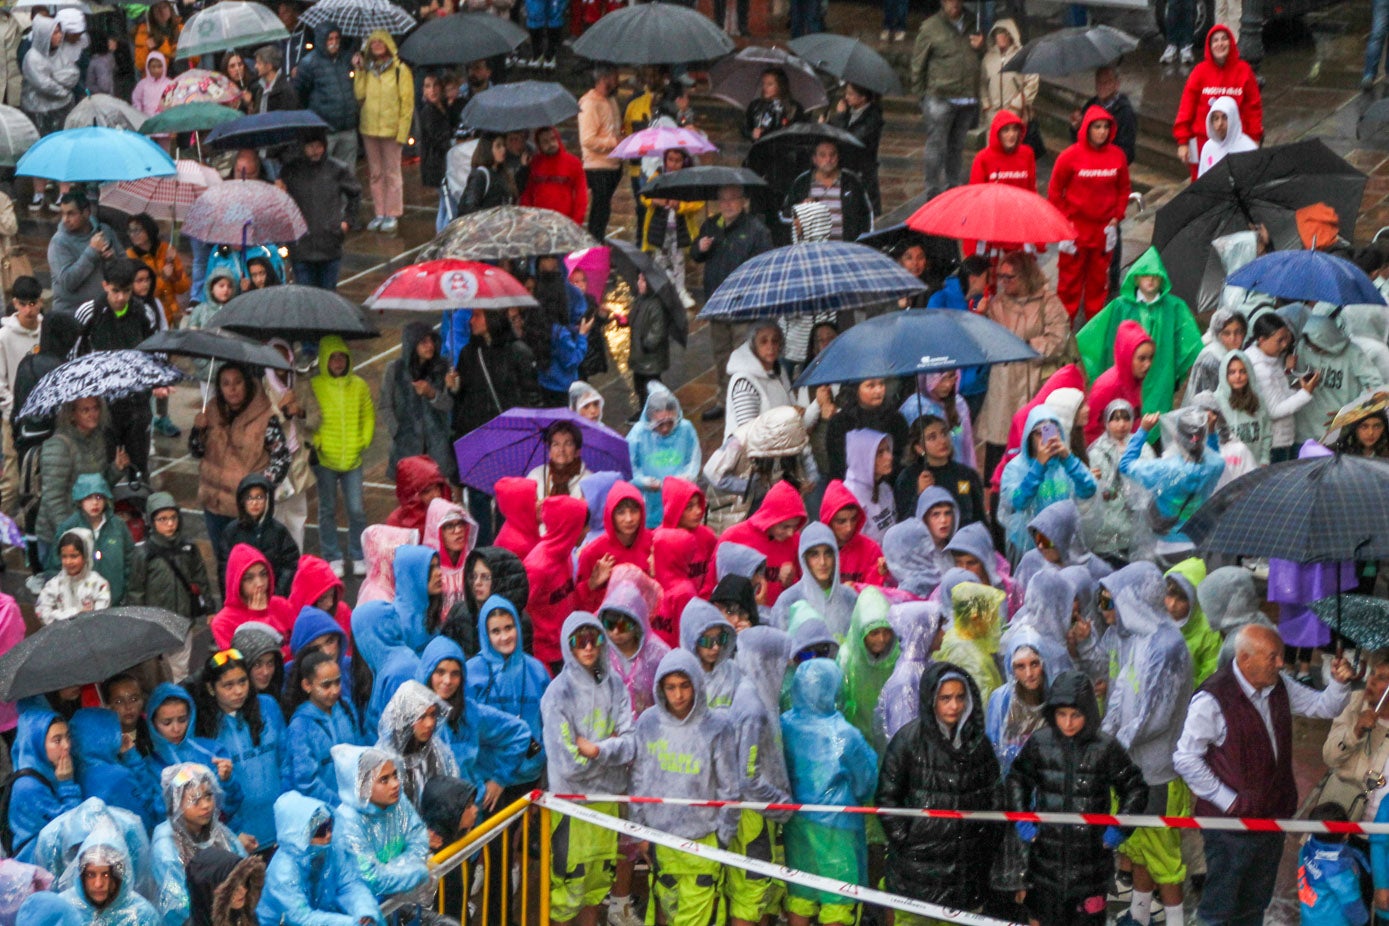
left=998, top=405, right=1097, bottom=559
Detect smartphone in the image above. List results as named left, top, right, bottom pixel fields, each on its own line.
left=1037, top=421, right=1061, bottom=445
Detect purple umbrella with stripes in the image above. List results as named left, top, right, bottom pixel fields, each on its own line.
left=453, top=407, right=630, bottom=494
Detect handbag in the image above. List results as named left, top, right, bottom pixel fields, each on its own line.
left=0, top=236, right=33, bottom=303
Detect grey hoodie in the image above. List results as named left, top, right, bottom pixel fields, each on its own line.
left=46, top=213, right=122, bottom=316
left=716, top=541, right=773, bottom=624
left=1197, top=565, right=1274, bottom=670
left=881, top=486, right=958, bottom=597
left=540, top=611, right=636, bottom=794
left=768, top=521, right=859, bottom=639
left=21, top=15, right=81, bottom=113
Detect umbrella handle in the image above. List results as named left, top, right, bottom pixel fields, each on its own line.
left=202, top=362, right=214, bottom=412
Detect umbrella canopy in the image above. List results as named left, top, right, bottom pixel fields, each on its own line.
left=793, top=308, right=1039, bottom=387
left=177, top=1, right=290, bottom=59
left=710, top=46, right=828, bottom=111
left=1225, top=249, right=1385, bottom=306
left=301, top=0, right=417, bottom=36
left=422, top=205, right=598, bottom=261
left=212, top=285, right=379, bottom=341
left=907, top=182, right=1077, bottom=244
left=204, top=109, right=329, bottom=151
left=140, top=101, right=243, bottom=136
left=1001, top=25, right=1139, bottom=76
left=458, top=81, right=578, bottom=135
left=364, top=259, right=539, bottom=312
left=158, top=70, right=243, bottom=109
left=137, top=327, right=292, bottom=370
left=18, top=351, right=186, bottom=421
left=99, top=159, right=221, bottom=222
left=182, top=180, right=308, bottom=245
left=16, top=127, right=177, bottom=183
left=454, top=407, right=631, bottom=493
left=1183, top=453, right=1389, bottom=561
left=65, top=94, right=147, bottom=131
left=610, top=125, right=716, bottom=160
left=1358, top=98, right=1389, bottom=139
left=0, top=105, right=39, bottom=168
left=745, top=121, right=871, bottom=186
left=571, top=3, right=734, bottom=64
left=1309, top=595, right=1389, bottom=650
left=856, top=223, right=960, bottom=275
left=1153, top=139, right=1367, bottom=313
left=640, top=164, right=766, bottom=201
left=699, top=241, right=927, bottom=321
left=398, top=12, right=528, bottom=66
left=787, top=33, right=902, bottom=96
left=608, top=238, right=687, bottom=347
left=0, top=607, right=186, bottom=700
left=11, top=0, right=87, bottom=8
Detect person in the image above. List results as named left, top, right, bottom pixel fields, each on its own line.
left=828, top=83, right=884, bottom=212
left=1074, top=63, right=1137, bottom=298
left=782, top=140, right=874, bottom=243
left=278, top=133, right=361, bottom=292
left=283, top=650, right=358, bottom=807
left=1190, top=309, right=1249, bottom=399
left=330, top=744, right=430, bottom=903
left=185, top=847, right=264, bottom=926
left=835, top=587, right=899, bottom=758
left=725, top=321, right=800, bottom=440
left=58, top=821, right=161, bottom=925
left=625, top=271, right=675, bottom=411
left=251, top=45, right=298, bottom=114
left=1049, top=106, right=1131, bottom=322
left=293, top=25, right=359, bottom=168
left=1175, top=624, right=1353, bottom=926
left=151, top=763, right=246, bottom=926
left=745, top=68, right=801, bottom=140
left=0, top=274, right=41, bottom=509
left=911, top=0, right=985, bottom=199
left=524, top=495, right=589, bottom=669
left=978, top=19, right=1037, bottom=134
left=769, top=522, right=858, bottom=639
left=694, top=186, right=774, bottom=421
left=144, top=681, right=228, bottom=790
left=374, top=681, right=457, bottom=808
left=214, top=474, right=298, bottom=597
left=465, top=595, right=549, bottom=744
left=883, top=488, right=957, bottom=597
left=999, top=405, right=1098, bottom=556
left=385, top=456, right=450, bottom=536
left=877, top=661, right=1000, bottom=916
left=256, top=792, right=381, bottom=925
left=459, top=134, right=520, bottom=217
left=73, top=703, right=166, bottom=834
left=530, top=257, right=592, bottom=407
left=575, top=481, right=652, bottom=611
left=439, top=544, right=529, bottom=655
left=9, top=709, right=82, bottom=862
left=1083, top=320, right=1154, bottom=443
left=417, top=72, right=454, bottom=195
left=1245, top=310, right=1318, bottom=462
left=381, top=322, right=453, bottom=484
left=968, top=109, right=1037, bottom=203
left=1121, top=410, right=1226, bottom=560
left=600, top=575, right=669, bottom=716
left=821, top=479, right=888, bottom=586
left=125, top=213, right=187, bottom=336
left=49, top=193, right=118, bottom=317
left=36, top=528, right=109, bottom=623
left=1007, top=670, right=1148, bottom=926
left=627, top=385, right=700, bottom=525
left=209, top=543, right=283, bottom=650
left=21, top=15, right=83, bottom=214
left=1303, top=804, right=1372, bottom=926
left=1173, top=25, right=1263, bottom=180
left=1083, top=399, right=1148, bottom=561
left=131, top=50, right=173, bottom=129
left=578, top=65, right=621, bottom=241
left=1198, top=95, right=1258, bottom=177
left=841, top=428, right=895, bottom=543
left=222, top=52, right=253, bottom=115
left=1295, top=313, right=1385, bottom=445
left=308, top=337, right=373, bottom=577
left=354, top=31, right=413, bottom=235
left=719, top=480, right=807, bottom=606
left=520, top=126, right=587, bottom=225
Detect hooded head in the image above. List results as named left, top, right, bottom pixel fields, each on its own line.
left=796, top=521, right=841, bottom=590
left=651, top=648, right=707, bottom=724
left=1078, top=105, right=1114, bottom=150
left=420, top=777, right=478, bottom=845
left=537, top=495, right=590, bottom=554
left=54, top=527, right=96, bottom=582
left=747, top=480, right=807, bottom=536
left=70, top=472, right=112, bottom=508
left=1043, top=670, right=1100, bottom=742
left=1198, top=566, right=1263, bottom=632
left=289, top=605, right=346, bottom=660
left=601, top=481, right=648, bottom=546
left=716, top=542, right=767, bottom=583
left=788, top=656, right=841, bottom=716
left=1025, top=498, right=1084, bottom=563
left=234, top=473, right=276, bottom=524
left=1205, top=95, right=1246, bottom=145
left=845, top=585, right=898, bottom=667
left=376, top=679, right=450, bottom=755
left=788, top=614, right=837, bottom=659
left=424, top=497, right=478, bottom=568
left=475, top=594, right=523, bottom=669
left=159, top=761, right=224, bottom=833
left=1165, top=557, right=1207, bottom=626
left=1168, top=407, right=1210, bottom=460
left=145, top=682, right=201, bottom=759
left=679, top=598, right=736, bottom=670
left=331, top=744, right=399, bottom=812
left=914, top=485, right=960, bottom=539
left=1019, top=404, right=1067, bottom=468
left=638, top=382, right=685, bottom=437
left=568, top=380, right=605, bottom=420
left=943, top=522, right=1001, bottom=586
left=710, top=575, right=759, bottom=627
left=1019, top=568, right=1076, bottom=643
left=317, top=335, right=352, bottom=377
left=949, top=581, right=1005, bottom=652
left=661, top=477, right=707, bottom=530
left=732, top=625, right=790, bottom=715
left=916, top=660, right=984, bottom=749
left=844, top=428, right=890, bottom=491
left=1102, top=561, right=1167, bottom=639
left=1121, top=247, right=1172, bottom=302
left=68, top=821, right=137, bottom=914
left=892, top=600, right=946, bottom=662
left=559, top=610, right=608, bottom=679
left=392, top=456, right=451, bottom=526
left=493, top=477, right=540, bottom=539
left=987, top=108, right=1026, bottom=154
left=1204, top=23, right=1240, bottom=65
left=143, top=50, right=169, bottom=81
left=14, top=708, right=65, bottom=784
left=1109, top=320, right=1154, bottom=390
left=271, top=791, right=333, bottom=862
left=288, top=555, right=345, bottom=621
left=1302, top=312, right=1350, bottom=356
left=186, top=848, right=264, bottom=926
left=600, top=579, right=654, bottom=649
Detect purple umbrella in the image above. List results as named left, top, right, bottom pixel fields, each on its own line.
left=454, top=407, right=630, bottom=494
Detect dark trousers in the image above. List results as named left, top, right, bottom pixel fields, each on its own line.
left=107, top=394, right=152, bottom=480
left=632, top=372, right=660, bottom=410
left=585, top=168, right=622, bottom=240
left=293, top=258, right=342, bottom=291
left=922, top=97, right=979, bottom=198
left=1196, top=830, right=1284, bottom=926
left=1166, top=0, right=1196, bottom=47
left=714, top=0, right=749, bottom=32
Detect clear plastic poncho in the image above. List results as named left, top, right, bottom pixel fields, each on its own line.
left=781, top=659, right=878, bottom=830
left=875, top=601, right=945, bottom=743
left=837, top=587, right=900, bottom=756
left=152, top=763, right=242, bottom=926
left=375, top=680, right=459, bottom=808
left=58, top=819, right=161, bottom=925
left=1197, top=565, right=1276, bottom=670
left=36, top=798, right=154, bottom=902
left=999, top=568, right=1076, bottom=678
left=330, top=744, right=432, bottom=900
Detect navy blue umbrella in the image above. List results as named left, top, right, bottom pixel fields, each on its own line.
left=792, top=308, right=1038, bottom=388
left=697, top=241, right=926, bottom=321
left=1224, top=247, right=1384, bottom=306
left=204, top=110, right=330, bottom=152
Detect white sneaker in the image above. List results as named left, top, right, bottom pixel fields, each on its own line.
left=879, top=28, right=890, bottom=40
left=380, top=216, right=398, bottom=234
left=1180, top=45, right=1194, bottom=64
left=366, top=215, right=384, bottom=232
left=608, top=897, right=642, bottom=926
left=893, top=29, right=907, bottom=41
left=329, top=559, right=346, bottom=578
left=1160, top=43, right=1178, bottom=64
left=351, top=559, right=367, bottom=576
left=526, top=55, right=543, bottom=68
left=543, top=57, right=557, bottom=70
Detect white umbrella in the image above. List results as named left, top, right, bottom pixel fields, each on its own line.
left=65, top=94, right=147, bottom=131
left=0, top=105, right=39, bottom=168
left=176, top=1, right=290, bottom=59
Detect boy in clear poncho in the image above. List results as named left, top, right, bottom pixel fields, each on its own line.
left=374, top=680, right=459, bottom=809
left=150, top=763, right=245, bottom=926
left=1013, top=497, right=1111, bottom=597
left=875, top=601, right=946, bottom=742
left=939, top=581, right=1006, bottom=704
left=257, top=791, right=382, bottom=925
left=57, top=820, right=161, bottom=925
left=329, top=745, right=431, bottom=904
left=1120, top=409, right=1225, bottom=564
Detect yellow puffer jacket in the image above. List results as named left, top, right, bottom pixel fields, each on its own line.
left=354, top=30, right=414, bottom=143
left=310, top=335, right=376, bottom=472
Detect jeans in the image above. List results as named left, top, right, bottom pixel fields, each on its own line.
left=1166, top=0, right=1195, bottom=49
left=1196, top=830, right=1284, bottom=926
left=921, top=96, right=978, bottom=198
left=584, top=168, right=622, bottom=240
left=882, top=0, right=907, bottom=32
left=326, top=129, right=358, bottom=169
left=292, top=259, right=342, bottom=291
left=313, top=464, right=366, bottom=562
left=190, top=236, right=213, bottom=303
left=1368, top=0, right=1389, bottom=82
left=789, top=0, right=822, bottom=37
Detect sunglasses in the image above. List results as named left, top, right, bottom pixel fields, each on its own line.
left=210, top=648, right=243, bottom=667
left=569, top=629, right=603, bottom=651
left=794, top=643, right=837, bottom=664
left=696, top=630, right=730, bottom=650
left=602, top=614, right=634, bottom=633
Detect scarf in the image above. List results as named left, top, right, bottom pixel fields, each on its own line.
left=548, top=458, right=583, bottom=496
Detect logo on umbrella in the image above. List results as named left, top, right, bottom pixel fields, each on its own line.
left=918, top=354, right=956, bottom=366
left=441, top=270, right=480, bottom=301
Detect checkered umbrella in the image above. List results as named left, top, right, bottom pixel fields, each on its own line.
left=100, top=159, right=221, bottom=222
left=302, top=0, right=418, bottom=37
left=697, top=241, right=927, bottom=321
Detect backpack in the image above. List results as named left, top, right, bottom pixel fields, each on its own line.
left=0, top=767, right=54, bottom=856
left=16, top=430, right=70, bottom=538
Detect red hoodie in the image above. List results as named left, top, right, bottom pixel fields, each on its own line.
left=385, top=455, right=452, bottom=534
left=519, top=129, right=589, bottom=226
left=276, top=555, right=352, bottom=656
left=819, top=480, right=885, bottom=587
left=969, top=110, right=1037, bottom=190
left=576, top=481, right=654, bottom=611
left=661, top=477, right=717, bottom=597
left=650, top=527, right=698, bottom=648
left=1172, top=25, right=1263, bottom=149
left=211, top=544, right=289, bottom=649
left=718, top=480, right=807, bottom=605
left=493, top=476, right=541, bottom=561
left=1048, top=105, right=1131, bottom=249
left=523, top=495, right=589, bottom=666
left=1084, top=320, right=1151, bottom=443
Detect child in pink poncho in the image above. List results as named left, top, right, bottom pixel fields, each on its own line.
left=131, top=51, right=173, bottom=116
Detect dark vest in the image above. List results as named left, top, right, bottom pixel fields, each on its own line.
left=1192, top=664, right=1298, bottom=818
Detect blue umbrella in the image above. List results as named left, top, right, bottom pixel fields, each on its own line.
left=1225, top=249, right=1385, bottom=306
left=698, top=241, right=927, bottom=321
left=204, top=110, right=329, bottom=152
left=792, top=308, right=1039, bottom=388
left=16, top=126, right=176, bottom=182
left=453, top=407, right=631, bottom=494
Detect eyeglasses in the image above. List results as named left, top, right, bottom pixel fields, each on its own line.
left=794, top=643, right=837, bottom=664
left=153, top=512, right=179, bottom=524
left=696, top=629, right=730, bottom=650
left=569, top=629, right=603, bottom=651
left=210, top=648, right=243, bottom=667
left=601, top=614, right=634, bottom=633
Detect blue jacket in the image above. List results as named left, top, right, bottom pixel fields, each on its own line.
left=144, top=684, right=238, bottom=812
left=286, top=700, right=360, bottom=809
left=364, top=646, right=420, bottom=747
left=350, top=545, right=437, bottom=672
left=293, top=45, right=358, bottom=132
left=1302, top=835, right=1370, bottom=926
left=9, top=707, right=83, bottom=862
left=536, top=281, right=589, bottom=394
left=17, top=892, right=83, bottom=926
left=1120, top=425, right=1225, bottom=544
left=69, top=708, right=162, bottom=833
left=258, top=791, right=382, bottom=926
left=211, top=694, right=286, bottom=847
left=466, top=595, right=551, bottom=741
left=59, top=822, right=161, bottom=925
left=330, top=745, right=430, bottom=900
left=626, top=384, right=701, bottom=527
left=287, top=605, right=363, bottom=739
left=999, top=405, right=1097, bottom=555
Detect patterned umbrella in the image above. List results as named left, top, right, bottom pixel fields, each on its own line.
left=302, top=0, right=417, bottom=36
left=454, top=408, right=630, bottom=494
left=141, top=102, right=242, bottom=135
left=65, top=94, right=147, bottom=131
left=422, top=206, right=597, bottom=261
left=99, top=159, right=221, bottom=222
left=610, top=126, right=716, bottom=160
left=0, top=105, right=39, bottom=168
left=16, top=127, right=177, bottom=183
left=183, top=180, right=307, bottom=246
left=1309, top=595, right=1389, bottom=651
left=18, top=351, right=187, bottom=421
left=365, top=260, right=538, bottom=312
left=177, top=2, right=290, bottom=59
left=158, top=71, right=242, bottom=109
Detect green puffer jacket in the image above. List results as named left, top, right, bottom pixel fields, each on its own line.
left=309, top=335, right=375, bottom=472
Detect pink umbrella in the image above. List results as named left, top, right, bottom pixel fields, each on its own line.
left=99, top=159, right=221, bottom=223
left=564, top=247, right=610, bottom=303
left=158, top=70, right=240, bottom=110
left=610, top=125, right=716, bottom=160
left=183, top=179, right=306, bottom=246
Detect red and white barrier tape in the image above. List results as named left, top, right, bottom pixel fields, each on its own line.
left=549, top=792, right=1389, bottom=836
left=532, top=793, right=1026, bottom=926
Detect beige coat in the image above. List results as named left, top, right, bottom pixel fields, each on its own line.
left=1321, top=688, right=1389, bottom=820
left=979, top=20, right=1038, bottom=129
left=975, top=286, right=1072, bottom=445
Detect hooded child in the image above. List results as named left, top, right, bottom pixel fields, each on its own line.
left=143, top=683, right=231, bottom=795
left=1174, top=26, right=1263, bottom=178
left=185, top=847, right=263, bottom=926
left=130, top=51, right=173, bottom=116
left=649, top=528, right=698, bottom=647
left=939, top=581, right=1007, bottom=704
left=819, top=480, right=887, bottom=587
left=439, top=544, right=532, bottom=658
left=1120, top=409, right=1226, bottom=554
left=875, top=601, right=947, bottom=742
left=465, top=595, right=550, bottom=741
left=601, top=576, right=671, bottom=719
left=524, top=495, right=590, bottom=668
left=999, top=405, right=1098, bottom=556
left=308, top=335, right=375, bottom=572
left=384, top=455, right=451, bottom=534
left=256, top=792, right=381, bottom=925
left=58, top=821, right=161, bottom=925
left=48, top=474, right=136, bottom=605
left=284, top=650, right=360, bottom=807
left=1165, top=558, right=1221, bottom=687
left=68, top=708, right=161, bottom=834
left=36, top=528, right=110, bottom=624
left=358, top=526, right=416, bottom=605
left=841, top=428, right=896, bottom=543
left=210, top=546, right=285, bottom=651
left=1085, top=398, right=1153, bottom=560
left=423, top=496, right=480, bottom=619
left=1013, top=497, right=1112, bottom=597
left=717, top=479, right=807, bottom=605
left=984, top=629, right=1053, bottom=777
left=349, top=545, right=443, bottom=672
left=329, top=744, right=430, bottom=902
left=283, top=554, right=352, bottom=654
left=1189, top=308, right=1248, bottom=397
left=716, top=542, right=775, bottom=626
left=141, top=493, right=219, bottom=679
left=492, top=476, right=542, bottom=560
left=881, top=487, right=958, bottom=597
left=768, top=522, right=859, bottom=641
left=1083, top=320, right=1154, bottom=444
left=374, top=680, right=458, bottom=808
left=627, top=384, right=701, bottom=527
left=1197, top=95, right=1258, bottom=176
left=150, top=763, right=246, bottom=926
left=836, top=586, right=899, bottom=757
left=943, top=522, right=1019, bottom=614
left=217, top=474, right=298, bottom=598
left=662, top=477, right=718, bottom=596
left=575, top=481, right=653, bottom=612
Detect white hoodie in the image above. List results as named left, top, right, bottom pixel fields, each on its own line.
left=0, top=312, right=39, bottom=416
left=1197, top=96, right=1258, bottom=177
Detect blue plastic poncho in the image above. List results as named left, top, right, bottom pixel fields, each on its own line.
left=257, top=791, right=382, bottom=926
left=209, top=693, right=284, bottom=848
left=149, top=764, right=243, bottom=926
left=34, top=798, right=153, bottom=904
left=285, top=696, right=360, bottom=808
left=69, top=709, right=162, bottom=833
left=627, top=384, right=701, bottom=528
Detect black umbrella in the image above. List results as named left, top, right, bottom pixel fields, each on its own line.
left=710, top=47, right=828, bottom=111
left=0, top=607, right=186, bottom=700
left=204, top=109, right=330, bottom=152
left=640, top=165, right=767, bottom=202
left=571, top=3, right=734, bottom=64
left=1000, top=25, right=1138, bottom=77
left=787, top=33, right=903, bottom=96
left=459, top=81, right=579, bottom=134
left=1357, top=97, right=1389, bottom=139
left=1152, top=139, right=1367, bottom=315
left=607, top=238, right=687, bottom=347
left=1183, top=453, right=1389, bottom=561
left=746, top=122, right=870, bottom=192
left=857, top=223, right=960, bottom=276
left=399, top=12, right=528, bottom=66
left=211, top=285, right=380, bottom=341
left=137, top=327, right=293, bottom=371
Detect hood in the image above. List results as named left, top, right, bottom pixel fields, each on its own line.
left=788, top=656, right=841, bottom=716
left=679, top=598, right=736, bottom=669
left=797, top=521, right=841, bottom=588
left=532, top=126, right=573, bottom=156
left=317, top=335, right=352, bottom=375
left=1215, top=349, right=1257, bottom=408
left=288, top=555, right=345, bottom=619
left=1302, top=311, right=1351, bottom=355
left=1043, top=669, right=1101, bottom=741
left=401, top=321, right=441, bottom=364
left=1102, top=561, right=1167, bottom=639
left=1205, top=95, right=1246, bottom=146
left=27, top=16, right=59, bottom=60
left=1002, top=625, right=1051, bottom=686
left=393, top=455, right=451, bottom=516
left=652, top=528, right=695, bottom=587
left=70, top=821, right=137, bottom=911
left=70, top=472, right=111, bottom=505
left=424, top=497, right=478, bottom=568
left=54, top=527, right=96, bottom=582
left=364, top=28, right=398, bottom=57
left=392, top=544, right=439, bottom=647
left=1019, top=568, right=1075, bottom=643
left=420, top=777, right=478, bottom=845
left=948, top=581, right=1005, bottom=652
left=538, top=495, right=589, bottom=552
left=415, top=635, right=468, bottom=691
left=638, top=381, right=683, bottom=431
left=559, top=610, right=607, bottom=677
left=602, top=481, right=648, bottom=545
left=271, top=791, right=333, bottom=859
left=17, top=893, right=82, bottom=926
left=727, top=333, right=783, bottom=383
left=1197, top=566, right=1263, bottom=631
left=881, top=518, right=938, bottom=588
left=235, top=472, right=276, bottom=520
left=600, top=579, right=653, bottom=644
left=916, top=660, right=983, bottom=746
left=146, top=682, right=199, bottom=752
left=893, top=600, right=946, bottom=661
left=69, top=707, right=121, bottom=768
left=568, top=380, right=605, bottom=418
left=819, top=479, right=866, bottom=537
left=845, top=585, right=897, bottom=666
left=914, top=485, right=960, bottom=529
left=1120, top=246, right=1172, bottom=301
left=38, top=311, right=81, bottom=358
left=361, top=527, right=417, bottom=596
left=986, top=108, right=1026, bottom=153
left=1204, top=23, right=1241, bottom=63
left=1107, top=320, right=1152, bottom=394
left=710, top=575, right=759, bottom=626
left=1025, top=498, right=1083, bottom=561
left=1079, top=104, right=1114, bottom=150
left=377, top=679, right=450, bottom=754
left=493, top=476, right=540, bottom=538
left=651, top=648, right=708, bottom=724
left=144, top=50, right=168, bottom=79
left=579, top=471, right=623, bottom=534
left=14, top=708, right=62, bottom=781
left=147, top=491, right=178, bottom=521
left=661, top=477, right=707, bottom=530
left=1060, top=564, right=1099, bottom=623
left=935, top=566, right=978, bottom=616
left=1342, top=304, right=1389, bottom=343
left=844, top=428, right=889, bottom=489
left=1018, top=404, right=1066, bottom=467
left=747, top=479, right=807, bottom=535
left=464, top=546, right=528, bottom=613
left=788, top=613, right=837, bottom=655
left=160, top=761, right=223, bottom=824
left=1165, top=557, right=1207, bottom=624
left=289, top=605, right=345, bottom=659
left=716, top=541, right=767, bottom=582
left=187, top=850, right=264, bottom=926
left=332, top=743, right=397, bottom=812
left=732, top=625, right=791, bottom=716
left=475, top=594, right=522, bottom=669
left=943, top=522, right=1000, bottom=586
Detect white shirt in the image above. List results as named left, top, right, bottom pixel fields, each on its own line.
left=1173, top=663, right=1349, bottom=811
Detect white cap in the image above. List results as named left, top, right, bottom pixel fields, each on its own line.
left=55, top=8, right=86, bottom=33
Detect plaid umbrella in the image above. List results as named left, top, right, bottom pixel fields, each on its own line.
left=1183, top=453, right=1389, bottom=561
left=100, top=159, right=221, bottom=222
left=453, top=407, right=630, bottom=494
left=18, top=351, right=186, bottom=421
left=0, top=105, right=38, bottom=168
left=66, top=94, right=147, bottom=131
left=159, top=71, right=242, bottom=109
left=183, top=180, right=308, bottom=246
left=422, top=206, right=597, bottom=261
left=302, top=0, right=417, bottom=36
left=697, top=241, right=927, bottom=321
left=177, top=2, right=290, bottom=59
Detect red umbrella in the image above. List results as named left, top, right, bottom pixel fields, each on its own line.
left=906, top=184, right=1077, bottom=245
left=364, top=259, right=539, bottom=312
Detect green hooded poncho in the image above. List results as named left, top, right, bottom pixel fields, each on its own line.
left=1165, top=556, right=1221, bottom=686
left=836, top=586, right=900, bottom=757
